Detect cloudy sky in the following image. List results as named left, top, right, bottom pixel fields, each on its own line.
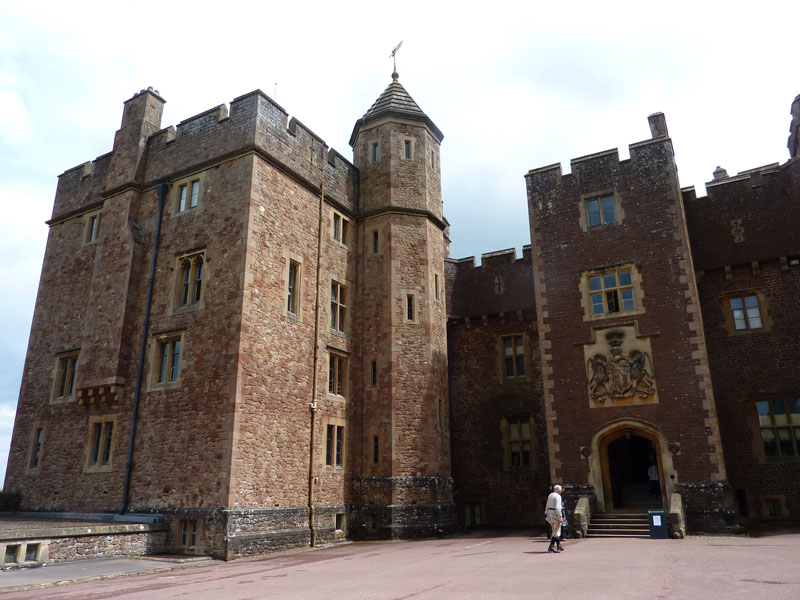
left=1, top=0, right=797, bottom=486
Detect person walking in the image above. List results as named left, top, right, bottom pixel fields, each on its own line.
left=545, top=485, right=565, bottom=553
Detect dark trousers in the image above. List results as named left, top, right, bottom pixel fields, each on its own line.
left=649, top=479, right=661, bottom=499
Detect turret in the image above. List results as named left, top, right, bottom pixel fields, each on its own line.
left=349, top=72, right=455, bottom=538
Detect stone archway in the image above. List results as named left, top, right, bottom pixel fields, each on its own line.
left=587, top=419, right=675, bottom=513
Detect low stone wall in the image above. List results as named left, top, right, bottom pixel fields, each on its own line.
left=677, top=481, right=738, bottom=533
left=0, top=517, right=168, bottom=566
left=49, top=530, right=168, bottom=562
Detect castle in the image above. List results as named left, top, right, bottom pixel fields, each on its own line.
left=4, top=73, right=799, bottom=560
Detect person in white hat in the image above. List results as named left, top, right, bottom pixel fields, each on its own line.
left=545, top=485, right=565, bottom=553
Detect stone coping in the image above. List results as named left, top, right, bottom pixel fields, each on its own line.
left=0, top=514, right=167, bottom=541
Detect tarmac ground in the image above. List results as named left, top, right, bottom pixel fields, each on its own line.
left=1, top=528, right=799, bottom=599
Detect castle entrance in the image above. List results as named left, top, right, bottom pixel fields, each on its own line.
left=603, top=431, right=663, bottom=511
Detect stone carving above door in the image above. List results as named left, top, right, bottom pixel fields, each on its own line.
left=584, top=327, right=658, bottom=407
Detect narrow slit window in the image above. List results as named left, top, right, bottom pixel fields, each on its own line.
left=29, top=428, right=44, bottom=469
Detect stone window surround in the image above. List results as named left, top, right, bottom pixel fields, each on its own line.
left=721, top=289, right=771, bottom=335
left=578, top=189, right=625, bottom=233
left=580, top=262, right=645, bottom=322
left=499, top=333, right=528, bottom=382
left=84, top=414, right=117, bottom=474
left=500, top=415, right=535, bottom=470
left=331, top=209, right=350, bottom=247
left=27, top=423, right=46, bottom=472
left=170, top=249, right=207, bottom=314
left=761, top=495, right=789, bottom=518
left=327, top=350, right=348, bottom=399
left=283, top=250, right=304, bottom=320
left=172, top=171, right=206, bottom=216
left=51, top=350, right=80, bottom=404
left=149, top=330, right=185, bottom=390
left=395, top=133, right=416, bottom=161
left=83, top=209, right=102, bottom=245
left=323, top=417, right=346, bottom=469
left=330, top=280, right=348, bottom=333
left=402, top=290, right=420, bottom=323
left=177, top=518, right=202, bottom=553
left=752, top=394, right=800, bottom=462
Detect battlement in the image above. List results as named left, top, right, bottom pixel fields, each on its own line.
left=445, top=245, right=534, bottom=319
left=704, top=162, right=781, bottom=191
left=684, top=154, right=800, bottom=271
left=526, top=114, right=673, bottom=191
left=52, top=88, right=358, bottom=220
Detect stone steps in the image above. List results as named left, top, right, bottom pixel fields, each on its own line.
left=587, top=511, right=651, bottom=538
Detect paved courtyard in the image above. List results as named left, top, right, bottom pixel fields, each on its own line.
left=2, top=529, right=799, bottom=599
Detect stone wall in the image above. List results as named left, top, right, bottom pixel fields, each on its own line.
left=525, top=118, right=730, bottom=527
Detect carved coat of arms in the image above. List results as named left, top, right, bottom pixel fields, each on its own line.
left=587, top=330, right=655, bottom=403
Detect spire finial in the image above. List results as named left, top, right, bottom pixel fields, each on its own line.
left=389, top=40, right=403, bottom=78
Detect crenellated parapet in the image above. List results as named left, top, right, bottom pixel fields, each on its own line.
left=684, top=158, right=800, bottom=271
left=445, top=245, right=535, bottom=320
left=51, top=88, right=358, bottom=222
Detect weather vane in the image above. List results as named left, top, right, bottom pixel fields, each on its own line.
left=390, top=40, right=403, bottom=73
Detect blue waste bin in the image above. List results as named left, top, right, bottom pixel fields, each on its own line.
left=648, top=509, right=668, bottom=539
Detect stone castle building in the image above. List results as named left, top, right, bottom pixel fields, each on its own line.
left=4, top=74, right=799, bottom=559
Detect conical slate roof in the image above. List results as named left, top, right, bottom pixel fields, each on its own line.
left=349, top=72, right=443, bottom=146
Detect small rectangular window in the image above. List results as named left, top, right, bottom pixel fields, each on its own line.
left=730, top=295, right=762, bottom=330
left=406, top=294, right=415, bottom=322
left=4, top=545, right=19, bottom=564
left=587, top=195, right=616, bottom=227
left=373, top=435, right=379, bottom=465
left=330, top=282, right=347, bottom=332
left=326, top=425, right=334, bottom=465
left=371, top=360, right=377, bottom=387
left=25, top=543, right=39, bottom=562
left=54, top=353, right=79, bottom=400
left=189, top=181, right=200, bottom=208
left=336, top=426, right=343, bottom=467
left=332, top=212, right=350, bottom=245
left=176, top=251, right=205, bottom=309
left=328, top=354, right=347, bottom=396
left=178, top=185, right=188, bottom=212
left=325, top=424, right=344, bottom=467
left=88, top=420, right=114, bottom=468
left=29, top=428, right=44, bottom=469
left=756, top=398, right=800, bottom=457
left=180, top=519, right=197, bottom=548
left=372, top=230, right=379, bottom=254
left=373, top=143, right=380, bottom=162
left=156, top=336, right=182, bottom=384
left=404, top=140, right=411, bottom=159
left=505, top=416, right=532, bottom=468
left=434, top=274, right=440, bottom=301
left=502, top=335, right=525, bottom=379
left=587, top=268, right=635, bottom=316
left=177, top=180, right=200, bottom=213
left=287, top=260, right=300, bottom=315
left=86, top=214, right=100, bottom=243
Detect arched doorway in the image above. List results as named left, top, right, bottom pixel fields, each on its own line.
left=606, top=433, right=661, bottom=509
left=597, top=426, right=664, bottom=511
left=588, top=420, right=675, bottom=513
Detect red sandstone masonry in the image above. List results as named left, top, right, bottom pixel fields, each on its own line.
left=525, top=124, right=728, bottom=511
